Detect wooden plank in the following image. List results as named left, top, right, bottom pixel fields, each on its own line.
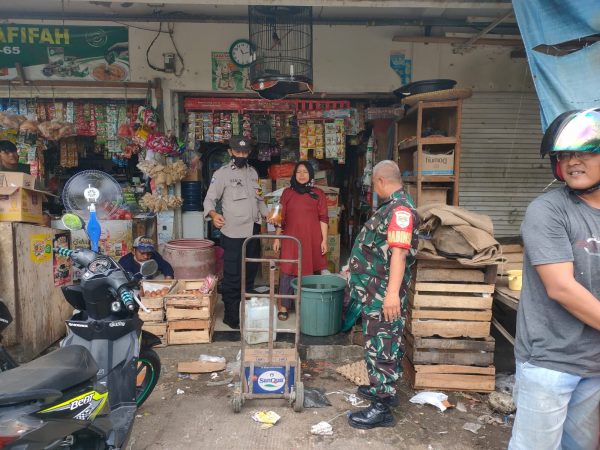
left=502, top=253, right=523, bottom=264
left=168, top=325, right=214, bottom=345
left=501, top=244, right=523, bottom=253
left=408, top=319, right=490, bottom=338
left=165, top=297, right=212, bottom=309
left=416, top=267, right=484, bottom=283
left=404, top=333, right=495, bottom=366
left=14, top=224, right=72, bottom=361
left=140, top=297, right=164, bottom=309
left=410, top=292, right=493, bottom=310
left=414, top=364, right=495, bottom=375
left=168, top=318, right=211, bottom=331
left=166, top=307, right=211, bottom=321
left=401, top=358, right=495, bottom=393
left=139, top=309, right=165, bottom=322
left=411, top=309, right=491, bottom=321
left=178, top=360, right=225, bottom=373
left=413, top=373, right=495, bottom=392
left=415, top=282, right=495, bottom=294
left=142, top=322, right=167, bottom=335
left=0, top=223, right=17, bottom=347
left=409, top=334, right=495, bottom=352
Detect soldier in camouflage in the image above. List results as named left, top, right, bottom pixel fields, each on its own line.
left=347, top=160, right=419, bottom=430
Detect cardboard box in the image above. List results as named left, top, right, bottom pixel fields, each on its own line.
left=406, top=185, right=449, bottom=206
left=328, top=215, right=339, bottom=235
left=314, top=170, right=328, bottom=186
left=0, top=171, right=36, bottom=189
left=413, top=150, right=454, bottom=175
left=321, top=186, right=340, bottom=208
left=0, top=186, right=45, bottom=223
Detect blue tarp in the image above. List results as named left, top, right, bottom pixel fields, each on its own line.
left=512, top=0, right=600, bottom=130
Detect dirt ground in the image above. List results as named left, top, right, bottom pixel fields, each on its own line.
left=128, top=342, right=513, bottom=450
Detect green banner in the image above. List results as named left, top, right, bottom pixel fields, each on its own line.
left=0, top=24, right=129, bottom=81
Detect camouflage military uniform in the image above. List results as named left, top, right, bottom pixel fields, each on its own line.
left=348, top=189, right=418, bottom=399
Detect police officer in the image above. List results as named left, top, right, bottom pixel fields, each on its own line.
left=203, top=136, right=267, bottom=329
left=347, top=160, right=419, bottom=429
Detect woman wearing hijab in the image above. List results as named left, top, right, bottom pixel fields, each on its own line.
left=273, top=162, right=329, bottom=320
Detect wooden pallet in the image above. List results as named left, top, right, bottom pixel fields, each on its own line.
left=142, top=321, right=167, bottom=347
left=139, top=309, right=165, bottom=323
left=402, top=357, right=495, bottom=393
left=408, top=259, right=495, bottom=339
left=404, top=332, right=494, bottom=366
left=167, top=320, right=215, bottom=345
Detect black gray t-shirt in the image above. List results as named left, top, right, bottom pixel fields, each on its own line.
left=516, top=186, right=600, bottom=377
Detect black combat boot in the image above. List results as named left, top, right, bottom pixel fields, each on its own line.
left=348, top=401, right=395, bottom=429
left=356, top=385, right=399, bottom=407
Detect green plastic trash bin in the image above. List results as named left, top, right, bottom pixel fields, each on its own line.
left=291, top=275, right=347, bottom=337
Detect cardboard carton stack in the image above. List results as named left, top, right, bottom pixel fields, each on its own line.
left=0, top=172, right=51, bottom=224
left=322, top=186, right=341, bottom=272
left=165, top=279, right=217, bottom=344
left=402, top=257, right=497, bottom=393
left=139, top=280, right=177, bottom=347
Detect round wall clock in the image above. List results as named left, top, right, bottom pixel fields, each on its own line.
left=229, top=39, right=253, bottom=68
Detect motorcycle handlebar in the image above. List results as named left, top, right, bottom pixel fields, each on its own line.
left=119, top=289, right=136, bottom=312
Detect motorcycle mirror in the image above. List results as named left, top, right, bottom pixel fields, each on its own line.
left=140, top=259, right=158, bottom=277
left=61, top=213, right=85, bottom=231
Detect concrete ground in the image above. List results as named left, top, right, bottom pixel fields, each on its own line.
left=128, top=341, right=514, bottom=450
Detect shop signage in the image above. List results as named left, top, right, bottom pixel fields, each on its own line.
left=0, top=24, right=129, bottom=82
left=211, top=51, right=251, bottom=92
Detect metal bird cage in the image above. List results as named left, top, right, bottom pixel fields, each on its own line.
left=248, top=6, right=313, bottom=100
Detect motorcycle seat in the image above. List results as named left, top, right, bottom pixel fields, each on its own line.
left=0, top=346, right=98, bottom=406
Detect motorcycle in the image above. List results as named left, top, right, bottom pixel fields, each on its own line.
left=0, top=171, right=162, bottom=449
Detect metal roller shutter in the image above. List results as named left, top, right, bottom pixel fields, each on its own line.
left=459, top=92, right=553, bottom=238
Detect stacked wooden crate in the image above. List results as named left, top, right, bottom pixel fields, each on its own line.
left=165, top=280, right=217, bottom=345
left=499, top=243, right=523, bottom=275
left=402, top=257, right=497, bottom=393
left=139, top=280, right=177, bottom=347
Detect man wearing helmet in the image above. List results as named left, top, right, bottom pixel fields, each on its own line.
left=509, top=109, right=600, bottom=450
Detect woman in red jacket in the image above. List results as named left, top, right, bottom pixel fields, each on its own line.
left=273, top=162, right=329, bottom=320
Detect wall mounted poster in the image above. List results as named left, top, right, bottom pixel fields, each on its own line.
left=0, top=24, right=129, bottom=82
left=390, top=51, right=412, bottom=86
left=211, top=51, right=251, bottom=92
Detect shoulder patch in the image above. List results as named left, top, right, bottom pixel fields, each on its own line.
left=393, top=209, right=411, bottom=229
left=211, top=176, right=216, bottom=184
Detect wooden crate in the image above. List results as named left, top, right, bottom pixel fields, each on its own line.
left=139, top=280, right=176, bottom=324
left=168, top=321, right=214, bottom=345
left=165, top=281, right=217, bottom=321
left=142, top=322, right=167, bottom=347
left=404, top=332, right=495, bottom=366
left=499, top=244, right=523, bottom=275
left=402, top=357, right=495, bottom=393
left=407, top=258, right=495, bottom=339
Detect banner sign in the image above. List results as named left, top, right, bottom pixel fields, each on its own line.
left=0, top=24, right=129, bottom=82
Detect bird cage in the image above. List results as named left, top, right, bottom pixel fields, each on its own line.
left=248, top=6, right=313, bottom=100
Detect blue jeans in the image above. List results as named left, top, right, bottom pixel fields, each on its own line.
left=509, top=360, right=600, bottom=450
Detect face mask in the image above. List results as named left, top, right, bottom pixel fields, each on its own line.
left=233, top=156, right=248, bottom=168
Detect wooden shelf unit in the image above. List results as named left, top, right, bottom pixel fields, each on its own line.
left=395, top=99, right=463, bottom=207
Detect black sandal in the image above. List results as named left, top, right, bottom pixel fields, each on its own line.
left=277, top=310, right=289, bottom=321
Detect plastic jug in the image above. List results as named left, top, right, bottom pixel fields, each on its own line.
left=507, top=270, right=523, bottom=291
left=243, top=297, right=277, bottom=344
